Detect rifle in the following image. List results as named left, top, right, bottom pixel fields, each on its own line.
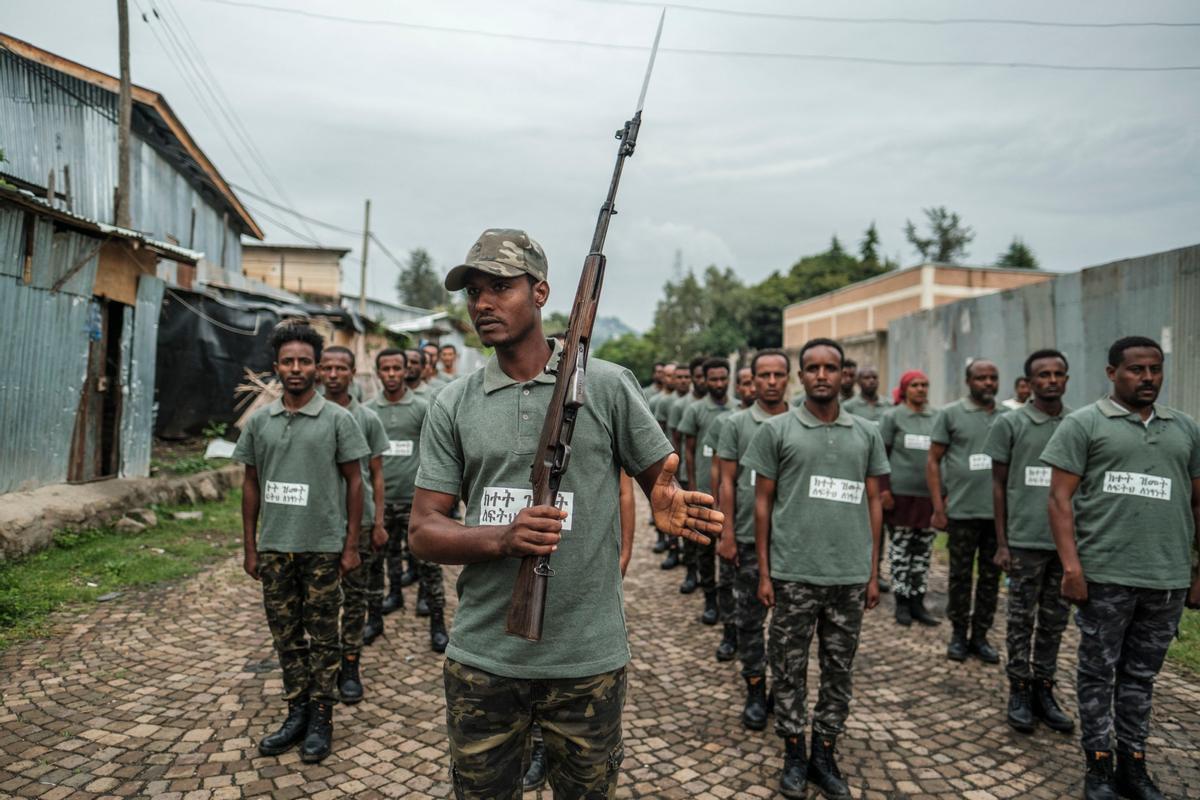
left=505, top=12, right=666, bottom=641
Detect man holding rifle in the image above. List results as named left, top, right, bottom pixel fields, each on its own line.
left=409, top=229, right=721, bottom=799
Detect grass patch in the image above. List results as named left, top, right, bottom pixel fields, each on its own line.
left=1168, top=607, right=1200, bottom=675
left=0, top=490, right=242, bottom=651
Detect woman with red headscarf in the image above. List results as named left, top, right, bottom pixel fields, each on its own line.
left=878, top=370, right=941, bottom=627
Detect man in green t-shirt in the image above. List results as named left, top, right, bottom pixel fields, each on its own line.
left=656, top=366, right=690, bottom=570
left=409, top=229, right=722, bottom=799
left=320, top=346, right=389, bottom=705
left=928, top=358, right=1005, bottom=664
left=986, top=349, right=1074, bottom=736
left=717, top=348, right=789, bottom=732
left=843, top=365, right=891, bottom=423
left=234, top=323, right=370, bottom=763
left=680, top=358, right=733, bottom=625
left=744, top=338, right=888, bottom=800
left=670, top=355, right=709, bottom=593
left=1042, top=336, right=1200, bottom=800
left=647, top=361, right=677, bottom=555
left=643, top=360, right=666, bottom=400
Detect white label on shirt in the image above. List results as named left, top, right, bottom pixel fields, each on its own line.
left=480, top=486, right=575, bottom=530
left=808, top=475, right=865, bottom=505
left=264, top=481, right=309, bottom=507
left=969, top=454, right=993, bottom=471
left=702, top=445, right=714, bottom=458
left=903, top=433, right=931, bottom=451
left=1024, top=466, right=1052, bottom=487
left=1102, top=471, right=1171, bottom=501
left=385, top=440, right=413, bottom=457
left=750, top=469, right=757, bottom=485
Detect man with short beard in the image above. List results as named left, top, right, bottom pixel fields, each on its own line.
left=1043, top=336, right=1200, bottom=800
left=928, top=358, right=1005, bottom=664
left=644, top=361, right=666, bottom=400
left=409, top=229, right=722, bottom=799
left=843, top=366, right=890, bottom=423
left=671, top=355, right=709, bottom=594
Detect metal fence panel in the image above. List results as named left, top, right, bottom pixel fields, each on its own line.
left=119, top=275, right=165, bottom=478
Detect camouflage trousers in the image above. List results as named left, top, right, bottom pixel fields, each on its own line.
left=717, top=556, right=736, bottom=622
left=697, top=535, right=717, bottom=593
left=1004, top=547, right=1070, bottom=681
left=258, top=551, right=343, bottom=704
left=383, top=502, right=445, bottom=612
left=731, top=541, right=766, bottom=677
left=769, top=580, right=867, bottom=738
left=888, top=526, right=934, bottom=600
left=341, top=531, right=385, bottom=655
left=1075, top=582, right=1186, bottom=753
left=444, top=659, right=626, bottom=800
left=946, top=518, right=1001, bottom=635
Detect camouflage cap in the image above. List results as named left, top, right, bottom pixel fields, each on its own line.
left=444, top=228, right=549, bottom=291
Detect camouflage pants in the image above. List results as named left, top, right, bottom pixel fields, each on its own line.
left=341, top=532, right=385, bottom=655
left=697, top=535, right=717, bottom=592
left=888, top=526, right=935, bottom=600
left=1075, top=583, right=1186, bottom=752
left=258, top=551, right=343, bottom=704
left=384, top=502, right=445, bottom=612
left=1004, top=547, right=1070, bottom=681
left=769, top=580, right=866, bottom=737
left=717, top=557, right=736, bottom=621
left=946, top=518, right=1001, bottom=635
left=444, top=659, right=626, bottom=800
left=734, top=541, right=767, bottom=677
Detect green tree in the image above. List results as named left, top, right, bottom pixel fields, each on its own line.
left=996, top=237, right=1039, bottom=269
left=396, top=247, right=446, bottom=308
left=859, top=222, right=880, bottom=266
left=543, top=311, right=570, bottom=337
left=595, top=331, right=659, bottom=384
left=904, top=206, right=975, bottom=264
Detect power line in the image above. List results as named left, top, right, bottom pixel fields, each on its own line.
left=369, top=233, right=408, bottom=272
left=199, top=0, right=1200, bottom=72
left=240, top=200, right=324, bottom=245
left=583, top=0, right=1200, bottom=30
left=229, top=183, right=363, bottom=236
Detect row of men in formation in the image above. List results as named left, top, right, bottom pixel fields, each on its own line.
left=642, top=337, right=1198, bottom=800
left=232, top=227, right=1197, bottom=800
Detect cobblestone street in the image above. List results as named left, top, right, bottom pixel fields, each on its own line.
left=1, top=495, right=1198, bottom=799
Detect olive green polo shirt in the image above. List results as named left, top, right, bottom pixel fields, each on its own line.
left=1040, top=397, right=1200, bottom=590
left=344, top=399, right=389, bottom=527
left=415, top=341, right=673, bottom=680
left=743, top=403, right=890, bottom=585
left=677, top=395, right=733, bottom=494
left=233, top=393, right=370, bottom=553
left=879, top=404, right=936, bottom=498
left=984, top=401, right=1072, bottom=550
left=717, top=403, right=778, bottom=543
left=931, top=397, right=1006, bottom=520
left=843, top=395, right=892, bottom=423
left=367, top=390, right=429, bottom=506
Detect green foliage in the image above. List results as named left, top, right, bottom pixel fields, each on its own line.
left=904, top=206, right=975, bottom=264
left=996, top=237, right=1039, bottom=269
left=544, top=311, right=570, bottom=337
left=594, top=331, right=659, bottom=384
left=396, top=247, right=447, bottom=309
left=859, top=222, right=881, bottom=266
left=1168, top=607, right=1200, bottom=675
left=151, top=455, right=211, bottom=476
left=201, top=420, right=227, bottom=440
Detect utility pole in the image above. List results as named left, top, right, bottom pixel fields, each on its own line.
left=358, top=199, right=371, bottom=316
left=116, top=0, right=133, bottom=228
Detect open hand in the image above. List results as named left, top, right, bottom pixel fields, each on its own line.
left=650, top=454, right=724, bottom=545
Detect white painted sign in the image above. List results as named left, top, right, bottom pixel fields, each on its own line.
left=265, top=481, right=309, bottom=507
left=1024, top=466, right=1051, bottom=487
left=1102, top=471, right=1171, bottom=501
left=808, top=475, right=865, bottom=505
left=969, top=454, right=993, bottom=471
left=385, top=440, right=414, bottom=457
left=702, top=445, right=714, bottom=458
left=903, top=433, right=931, bottom=451
left=480, top=486, right=575, bottom=530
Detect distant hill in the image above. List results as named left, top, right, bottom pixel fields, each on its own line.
left=591, top=316, right=635, bottom=348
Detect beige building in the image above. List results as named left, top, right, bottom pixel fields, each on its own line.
left=242, top=243, right=349, bottom=300
left=782, top=264, right=1051, bottom=388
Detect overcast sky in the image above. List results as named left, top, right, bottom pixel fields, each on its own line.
left=7, top=0, right=1199, bottom=328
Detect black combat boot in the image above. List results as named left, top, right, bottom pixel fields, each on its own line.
left=895, top=596, right=913, bottom=626
left=742, top=675, right=768, bottom=731
left=399, top=553, right=417, bottom=587
left=700, top=590, right=719, bottom=625
left=779, top=734, right=807, bottom=799
left=947, top=626, right=969, bottom=662
left=808, top=734, right=851, bottom=799
left=381, top=586, right=404, bottom=615
left=1031, top=679, right=1075, bottom=733
left=910, top=593, right=940, bottom=626
left=416, top=584, right=431, bottom=617
left=660, top=545, right=680, bottom=570
left=1083, top=750, right=1118, bottom=800
left=1114, top=747, right=1165, bottom=800
left=653, top=530, right=668, bottom=553
left=429, top=609, right=449, bottom=653
left=362, top=608, right=383, bottom=645
left=969, top=630, right=1000, bottom=664
left=680, top=566, right=699, bottom=594
left=1006, top=678, right=1034, bottom=733
left=338, top=655, right=364, bottom=705
left=299, top=701, right=334, bottom=763
left=716, top=624, right=737, bottom=661
left=523, top=739, right=547, bottom=790
left=257, top=698, right=309, bottom=756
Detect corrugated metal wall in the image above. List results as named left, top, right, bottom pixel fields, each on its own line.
left=0, top=49, right=240, bottom=269
left=888, top=245, right=1200, bottom=418
left=119, top=274, right=165, bottom=478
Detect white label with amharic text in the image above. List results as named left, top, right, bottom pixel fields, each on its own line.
left=808, top=475, right=865, bottom=505
left=265, top=481, right=309, bottom=507
left=903, top=434, right=931, bottom=451
left=969, top=453, right=992, bottom=471
left=702, top=445, right=714, bottom=457
left=1102, top=471, right=1171, bottom=501
left=1024, top=466, right=1051, bottom=487
left=480, top=486, right=574, bottom=530
left=385, top=440, right=413, bottom=457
